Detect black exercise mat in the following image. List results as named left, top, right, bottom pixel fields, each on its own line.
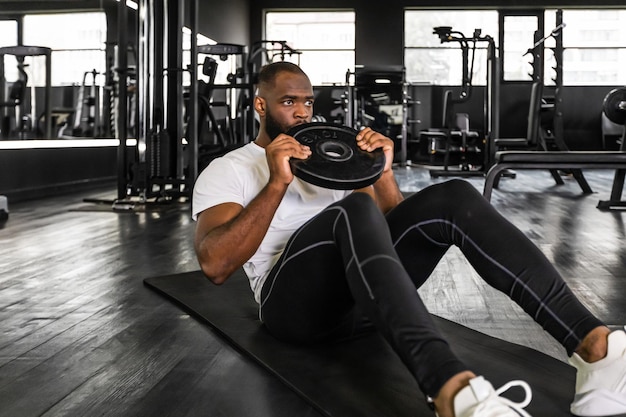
left=144, top=270, right=576, bottom=416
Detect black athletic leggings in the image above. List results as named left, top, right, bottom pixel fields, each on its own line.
left=259, top=179, right=603, bottom=398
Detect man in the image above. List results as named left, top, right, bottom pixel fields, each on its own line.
left=192, top=61, right=626, bottom=417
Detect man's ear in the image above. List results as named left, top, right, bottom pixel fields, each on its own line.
left=254, top=96, right=266, bottom=117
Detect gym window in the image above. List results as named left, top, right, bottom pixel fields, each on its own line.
left=405, top=8, right=626, bottom=87
left=551, top=9, right=626, bottom=85
left=501, top=14, right=545, bottom=83
left=0, top=20, right=17, bottom=48
left=404, top=10, right=498, bottom=85
left=264, top=10, right=355, bottom=86
left=23, top=12, right=107, bottom=87
left=0, top=19, right=19, bottom=82
left=501, top=9, right=626, bottom=85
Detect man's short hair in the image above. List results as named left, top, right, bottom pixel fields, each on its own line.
left=257, top=61, right=308, bottom=89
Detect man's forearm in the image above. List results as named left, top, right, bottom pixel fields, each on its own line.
left=372, top=170, right=404, bottom=214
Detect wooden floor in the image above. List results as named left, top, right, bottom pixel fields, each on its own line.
left=1, top=166, right=626, bottom=416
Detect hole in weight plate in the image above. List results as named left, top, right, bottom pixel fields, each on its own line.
left=318, top=140, right=353, bottom=162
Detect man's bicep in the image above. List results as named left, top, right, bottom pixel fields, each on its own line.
left=194, top=202, right=244, bottom=246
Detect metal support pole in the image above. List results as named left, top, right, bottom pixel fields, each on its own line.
left=344, top=70, right=355, bottom=128
left=136, top=0, right=158, bottom=196
left=400, top=70, right=408, bottom=165
left=165, top=0, right=184, bottom=181
left=485, top=37, right=500, bottom=168
left=188, top=0, right=199, bottom=186
left=43, top=50, right=52, bottom=138
left=116, top=0, right=129, bottom=199
left=137, top=0, right=152, bottom=168
left=0, top=53, right=5, bottom=137
left=553, top=9, right=565, bottom=149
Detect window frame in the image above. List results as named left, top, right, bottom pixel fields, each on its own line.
left=263, top=9, right=356, bottom=86
left=404, top=7, right=626, bottom=87
left=21, top=11, right=107, bottom=87
left=403, top=9, right=499, bottom=86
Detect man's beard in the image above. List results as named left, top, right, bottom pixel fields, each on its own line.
left=265, top=108, right=292, bottom=140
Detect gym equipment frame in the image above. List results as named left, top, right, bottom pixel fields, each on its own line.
left=0, top=45, right=52, bottom=138
left=483, top=87, right=626, bottom=210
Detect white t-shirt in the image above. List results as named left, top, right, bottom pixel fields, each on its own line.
left=192, top=142, right=351, bottom=303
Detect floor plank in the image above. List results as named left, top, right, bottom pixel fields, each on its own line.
left=1, top=166, right=625, bottom=416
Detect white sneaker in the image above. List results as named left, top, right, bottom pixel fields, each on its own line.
left=451, top=376, right=532, bottom=417
left=569, top=327, right=626, bottom=417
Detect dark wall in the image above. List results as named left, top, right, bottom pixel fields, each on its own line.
left=0, top=146, right=117, bottom=201
left=197, top=0, right=250, bottom=45
left=498, top=84, right=618, bottom=150
left=560, top=86, right=620, bottom=150
left=355, top=5, right=403, bottom=67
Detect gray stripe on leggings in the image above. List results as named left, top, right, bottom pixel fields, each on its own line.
left=393, top=219, right=579, bottom=345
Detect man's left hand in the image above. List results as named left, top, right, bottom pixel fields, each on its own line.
left=355, top=127, right=394, bottom=173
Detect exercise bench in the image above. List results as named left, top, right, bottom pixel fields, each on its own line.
left=483, top=151, right=626, bottom=209
left=484, top=87, right=626, bottom=209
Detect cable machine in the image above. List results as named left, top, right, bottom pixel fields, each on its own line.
left=112, top=0, right=199, bottom=204
left=428, top=26, right=500, bottom=176
left=194, top=43, right=251, bottom=159
left=342, top=65, right=411, bottom=165
left=111, top=4, right=305, bottom=206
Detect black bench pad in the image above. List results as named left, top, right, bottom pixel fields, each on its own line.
left=496, top=151, right=626, bottom=164
left=484, top=151, right=626, bottom=200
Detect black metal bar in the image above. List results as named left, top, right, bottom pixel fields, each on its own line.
left=44, top=50, right=52, bottom=138
left=553, top=9, right=565, bottom=149
left=188, top=0, right=199, bottom=187
left=167, top=0, right=184, bottom=182
left=116, top=0, right=129, bottom=199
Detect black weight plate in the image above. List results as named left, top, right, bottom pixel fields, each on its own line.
left=287, top=123, right=386, bottom=190
left=603, top=87, right=626, bottom=125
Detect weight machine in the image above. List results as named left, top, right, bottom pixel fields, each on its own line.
left=427, top=26, right=500, bottom=177
left=0, top=45, right=52, bottom=139
left=248, top=40, right=302, bottom=76
left=72, top=69, right=105, bottom=137
left=109, top=0, right=308, bottom=206
left=194, top=42, right=252, bottom=162
left=342, top=65, right=413, bottom=165
left=107, top=0, right=193, bottom=205
left=492, top=10, right=591, bottom=193
left=189, top=40, right=301, bottom=171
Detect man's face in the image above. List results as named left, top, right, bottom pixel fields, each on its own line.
left=259, top=71, right=315, bottom=140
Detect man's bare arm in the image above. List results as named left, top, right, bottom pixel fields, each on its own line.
left=354, top=127, right=404, bottom=213
left=194, top=181, right=287, bottom=285
left=371, top=169, right=404, bottom=213
left=194, top=134, right=311, bottom=285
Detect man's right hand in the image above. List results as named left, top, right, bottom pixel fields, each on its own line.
left=265, top=134, right=311, bottom=186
